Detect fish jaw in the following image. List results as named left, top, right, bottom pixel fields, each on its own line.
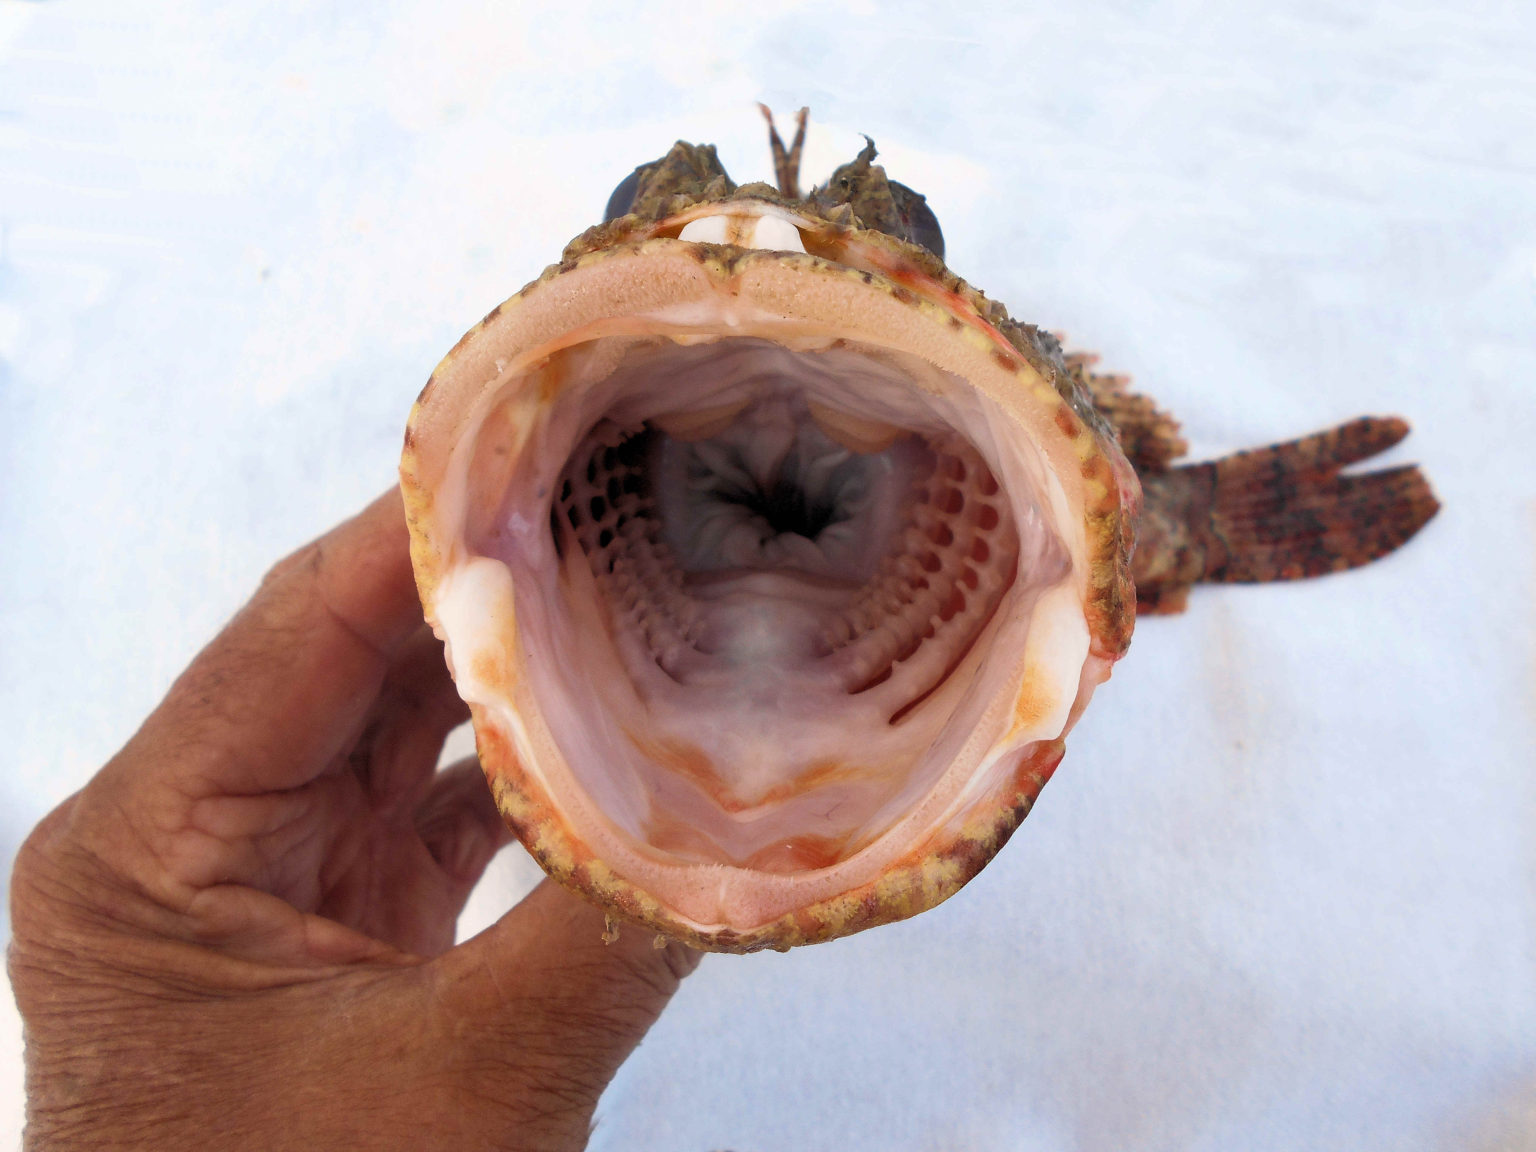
left=401, top=217, right=1137, bottom=952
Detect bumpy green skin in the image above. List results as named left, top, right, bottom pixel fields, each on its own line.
left=627, top=141, right=736, bottom=218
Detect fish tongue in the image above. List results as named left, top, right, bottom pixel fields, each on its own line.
left=684, top=571, right=853, bottom=675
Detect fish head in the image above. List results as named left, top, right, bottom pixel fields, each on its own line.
left=400, top=120, right=1139, bottom=952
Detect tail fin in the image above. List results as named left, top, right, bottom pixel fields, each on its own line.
left=1134, top=417, right=1439, bottom=614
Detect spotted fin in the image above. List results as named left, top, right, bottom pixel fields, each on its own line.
left=1132, top=416, right=1440, bottom=615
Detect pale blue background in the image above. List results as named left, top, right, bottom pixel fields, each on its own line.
left=3, top=1, right=1534, bottom=1148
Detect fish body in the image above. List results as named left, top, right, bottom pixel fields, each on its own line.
left=400, top=111, right=1436, bottom=951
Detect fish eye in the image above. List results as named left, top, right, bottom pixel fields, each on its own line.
left=604, top=167, right=644, bottom=222
left=889, top=181, right=944, bottom=260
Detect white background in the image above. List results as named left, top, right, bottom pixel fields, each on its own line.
left=3, top=1, right=1534, bottom=1148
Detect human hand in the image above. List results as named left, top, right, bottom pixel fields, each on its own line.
left=8, top=490, right=700, bottom=1151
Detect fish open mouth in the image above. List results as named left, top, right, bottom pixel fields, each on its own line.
left=404, top=206, right=1135, bottom=947
left=537, top=336, right=1069, bottom=874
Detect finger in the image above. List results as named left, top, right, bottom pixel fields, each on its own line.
left=121, top=487, right=425, bottom=799
left=415, top=757, right=512, bottom=892
left=427, top=881, right=701, bottom=1125
left=309, top=758, right=507, bottom=961
left=352, top=627, right=471, bottom=809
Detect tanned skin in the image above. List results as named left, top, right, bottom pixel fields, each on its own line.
left=8, top=489, right=699, bottom=1151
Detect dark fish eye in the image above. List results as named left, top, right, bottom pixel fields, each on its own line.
left=889, top=181, right=944, bottom=260
left=604, top=167, right=643, bottom=222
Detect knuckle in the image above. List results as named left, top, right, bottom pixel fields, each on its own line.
left=258, top=540, right=321, bottom=591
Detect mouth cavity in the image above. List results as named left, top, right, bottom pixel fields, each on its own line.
left=458, top=332, right=1075, bottom=878
left=555, top=398, right=1019, bottom=714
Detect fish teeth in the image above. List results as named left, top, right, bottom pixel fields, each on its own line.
left=678, top=212, right=806, bottom=253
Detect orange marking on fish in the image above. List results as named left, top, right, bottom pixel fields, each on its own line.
left=1011, top=741, right=1065, bottom=798
left=626, top=730, right=723, bottom=796
left=470, top=649, right=511, bottom=697
left=1009, top=663, right=1060, bottom=737
left=851, top=246, right=1022, bottom=356
left=536, top=352, right=567, bottom=404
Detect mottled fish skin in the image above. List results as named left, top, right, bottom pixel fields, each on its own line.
left=1130, top=417, right=1439, bottom=614
left=1058, top=348, right=1439, bottom=614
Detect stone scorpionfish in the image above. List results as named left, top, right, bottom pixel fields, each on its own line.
left=401, top=110, right=1437, bottom=952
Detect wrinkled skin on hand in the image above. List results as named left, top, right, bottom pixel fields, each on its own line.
left=7, top=491, right=699, bottom=1152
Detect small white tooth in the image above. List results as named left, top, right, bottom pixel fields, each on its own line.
left=749, top=215, right=806, bottom=253
left=678, top=212, right=807, bottom=253
left=679, top=216, right=731, bottom=245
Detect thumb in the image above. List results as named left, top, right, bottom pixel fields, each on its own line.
left=423, top=880, right=701, bottom=1138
